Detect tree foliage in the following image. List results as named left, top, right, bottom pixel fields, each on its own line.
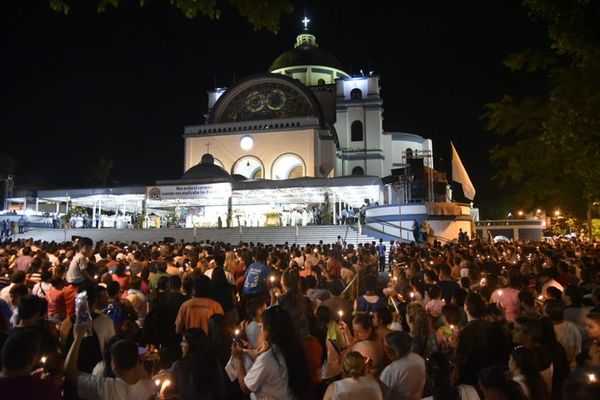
left=484, top=0, right=600, bottom=216
left=89, top=157, right=114, bottom=187
left=48, top=0, right=293, bottom=33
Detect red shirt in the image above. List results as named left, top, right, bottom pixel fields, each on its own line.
left=327, top=259, right=341, bottom=278
left=62, top=284, right=79, bottom=317
left=46, top=287, right=66, bottom=318
left=112, top=274, right=130, bottom=292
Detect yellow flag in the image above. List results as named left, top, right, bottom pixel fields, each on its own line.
left=451, top=142, right=476, bottom=200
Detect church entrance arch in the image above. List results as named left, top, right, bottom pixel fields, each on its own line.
left=232, top=156, right=264, bottom=179
left=271, top=153, right=305, bottom=180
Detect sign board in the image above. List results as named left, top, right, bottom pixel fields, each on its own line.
left=146, top=183, right=231, bottom=200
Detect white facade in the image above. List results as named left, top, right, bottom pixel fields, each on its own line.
left=184, top=31, right=434, bottom=187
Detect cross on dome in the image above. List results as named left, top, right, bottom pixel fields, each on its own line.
left=302, top=16, right=310, bottom=31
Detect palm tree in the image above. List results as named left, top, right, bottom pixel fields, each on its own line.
left=89, top=157, right=114, bottom=186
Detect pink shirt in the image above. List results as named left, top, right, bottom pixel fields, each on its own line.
left=490, top=287, right=520, bottom=322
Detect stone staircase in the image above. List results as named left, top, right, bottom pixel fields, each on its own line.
left=9, top=225, right=382, bottom=246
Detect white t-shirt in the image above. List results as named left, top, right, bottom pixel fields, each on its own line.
left=205, top=267, right=235, bottom=285
left=332, top=376, right=383, bottom=400
left=244, top=346, right=294, bottom=400
left=554, top=320, right=582, bottom=370
left=380, top=352, right=426, bottom=400
left=92, top=313, right=117, bottom=354
left=422, top=384, right=480, bottom=400
left=77, top=373, right=155, bottom=400
left=66, top=253, right=88, bottom=284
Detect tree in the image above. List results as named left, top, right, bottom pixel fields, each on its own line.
left=484, top=0, right=600, bottom=218
left=0, top=153, right=17, bottom=177
left=49, top=0, right=293, bottom=33
left=89, top=157, right=114, bottom=186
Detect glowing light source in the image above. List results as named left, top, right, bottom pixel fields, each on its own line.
left=240, top=136, right=253, bottom=151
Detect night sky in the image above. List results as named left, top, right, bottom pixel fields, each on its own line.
left=0, top=0, right=548, bottom=217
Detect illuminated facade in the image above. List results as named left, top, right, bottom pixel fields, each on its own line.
left=184, top=28, right=433, bottom=182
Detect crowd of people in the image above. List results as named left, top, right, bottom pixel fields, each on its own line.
left=0, top=233, right=599, bottom=399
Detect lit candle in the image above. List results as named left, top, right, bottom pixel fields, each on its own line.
left=94, top=275, right=98, bottom=280
left=234, top=329, right=240, bottom=337
left=410, top=292, right=415, bottom=300
left=393, top=276, right=398, bottom=282
left=338, top=310, right=344, bottom=319
left=498, top=290, right=503, bottom=297
left=449, top=324, right=455, bottom=335
left=40, top=356, right=47, bottom=365
left=269, top=275, right=275, bottom=284
left=537, top=295, right=544, bottom=301
left=588, top=373, right=597, bottom=383
left=155, top=379, right=161, bottom=398
left=159, top=379, right=171, bottom=396
left=480, top=278, right=486, bottom=286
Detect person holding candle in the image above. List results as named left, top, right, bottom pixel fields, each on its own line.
left=490, top=269, right=522, bottom=322
left=65, top=323, right=155, bottom=400
left=340, top=313, right=385, bottom=372
left=163, top=328, right=226, bottom=400
left=231, top=305, right=310, bottom=400
left=0, top=329, right=62, bottom=399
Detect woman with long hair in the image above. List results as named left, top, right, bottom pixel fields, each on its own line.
left=277, top=268, right=308, bottom=337
left=315, top=305, right=344, bottom=383
left=231, top=305, right=310, bottom=399
left=509, top=346, right=550, bottom=400
left=167, top=328, right=226, bottom=400
left=322, top=351, right=383, bottom=400
left=406, top=302, right=438, bottom=358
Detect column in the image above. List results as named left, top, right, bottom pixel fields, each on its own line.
left=35, top=198, right=39, bottom=213
left=98, top=200, right=102, bottom=229
left=332, top=193, right=337, bottom=225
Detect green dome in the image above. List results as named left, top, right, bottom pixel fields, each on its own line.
left=269, top=34, right=346, bottom=73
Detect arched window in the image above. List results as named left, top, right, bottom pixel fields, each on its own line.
left=271, top=153, right=305, bottom=180
left=352, top=166, right=364, bottom=176
left=232, top=156, right=263, bottom=179
left=212, top=158, right=225, bottom=169
left=350, top=88, right=362, bottom=100
left=351, top=120, right=363, bottom=142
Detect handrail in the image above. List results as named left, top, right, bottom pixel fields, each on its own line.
left=343, top=223, right=351, bottom=243
left=341, top=271, right=359, bottom=296
left=365, top=216, right=415, bottom=233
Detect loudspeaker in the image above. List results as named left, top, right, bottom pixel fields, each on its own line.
left=381, top=175, right=399, bottom=185
left=391, top=167, right=407, bottom=176
left=408, top=158, right=426, bottom=200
